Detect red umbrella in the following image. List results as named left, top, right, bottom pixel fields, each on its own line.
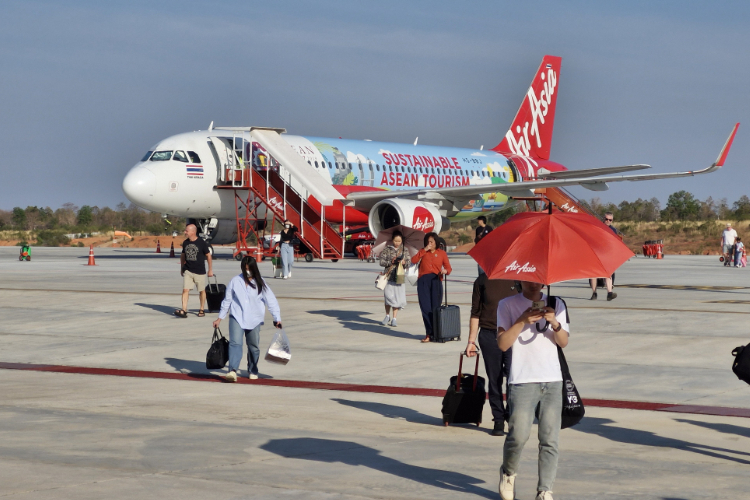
left=468, top=211, right=634, bottom=285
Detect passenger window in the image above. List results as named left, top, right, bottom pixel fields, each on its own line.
left=188, top=151, right=201, bottom=163
left=141, top=151, right=153, bottom=161
left=328, top=162, right=332, bottom=168
left=173, top=151, right=188, bottom=162
left=150, top=151, right=173, bottom=161
left=376, top=165, right=380, bottom=171
left=315, top=161, right=319, bottom=168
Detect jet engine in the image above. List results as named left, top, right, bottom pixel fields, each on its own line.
left=368, top=199, right=447, bottom=236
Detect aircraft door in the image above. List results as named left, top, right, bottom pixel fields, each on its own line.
left=209, top=137, right=233, bottom=182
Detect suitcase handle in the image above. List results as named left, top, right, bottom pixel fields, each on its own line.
left=456, top=349, right=481, bottom=392
left=208, top=275, right=219, bottom=293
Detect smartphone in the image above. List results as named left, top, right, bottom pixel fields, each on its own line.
left=531, top=300, right=546, bottom=311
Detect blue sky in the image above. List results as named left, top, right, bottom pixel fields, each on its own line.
left=1, top=0, right=748, bottom=210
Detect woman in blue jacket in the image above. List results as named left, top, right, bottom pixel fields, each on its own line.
left=213, top=256, right=282, bottom=382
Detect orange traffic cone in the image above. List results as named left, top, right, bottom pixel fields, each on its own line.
left=87, top=245, right=96, bottom=266
left=169, top=242, right=175, bottom=258
left=156, top=240, right=162, bottom=253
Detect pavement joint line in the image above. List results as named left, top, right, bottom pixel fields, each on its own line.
left=1, top=361, right=748, bottom=419
left=2, top=287, right=748, bottom=313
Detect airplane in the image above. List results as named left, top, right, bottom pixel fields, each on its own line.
left=122, top=55, right=739, bottom=250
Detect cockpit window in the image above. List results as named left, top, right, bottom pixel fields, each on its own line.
left=141, top=151, right=153, bottom=161
left=150, top=151, right=173, bottom=161
left=187, top=151, right=201, bottom=163
left=173, top=150, right=189, bottom=163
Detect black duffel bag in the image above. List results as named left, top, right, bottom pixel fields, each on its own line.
left=206, top=327, right=229, bottom=369
left=732, top=343, right=750, bottom=385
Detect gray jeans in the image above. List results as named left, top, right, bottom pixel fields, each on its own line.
left=502, top=381, right=563, bottom=492
left=280, top=242, right=294, bottom=277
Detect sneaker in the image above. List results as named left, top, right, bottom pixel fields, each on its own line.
left=248, top=373, right=258, bottom=380
left=224, top=371, right=237, bottom=383
left=607, top=291, right=617, bottom=301
left=283, top=276, right=289, bottom=280
left=382, top=315, right=390, bottom=325
left=288, top=272, right=292, bottom=278
left=390, top=318, right=397, bottom=327
left=491, top=420, right=505, bottom=436
left=590, top=291, right=597, bottom=300
left=498, top=469, right=515, bottom=500
left=536, top=491, right=554, bottom=500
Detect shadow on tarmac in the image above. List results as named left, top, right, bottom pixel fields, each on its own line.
left=673, top=418, right=750, bottom=439
left=575, top=417, right=750, bottom=465
left=308, top=310, right=423, bottom=340
left=332, top=398, right=445, bottom=426
left=164, top=357, right=211, bottom=374
left=136, top=303, right=178, bottom=315
left=260, top=437, right=496, bottom=498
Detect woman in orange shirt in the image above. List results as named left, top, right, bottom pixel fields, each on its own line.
left=411, top=232, right=452, bottom=343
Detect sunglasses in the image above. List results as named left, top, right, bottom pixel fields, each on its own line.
left=604, top=218, right=613, bottom=222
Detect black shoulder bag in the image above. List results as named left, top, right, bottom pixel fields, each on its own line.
left=549, top=296, right=585, bottom=429
left=731, top=343, right=750, bottom=385
left=206, top=327, right=229, bottom=369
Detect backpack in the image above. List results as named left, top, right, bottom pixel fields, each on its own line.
left=731, top=344, right=750, bottom=385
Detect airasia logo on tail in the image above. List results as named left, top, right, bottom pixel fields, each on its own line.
left=504, top=67, right=557, bottom=158
left=412, top=207, right=435, bottom=232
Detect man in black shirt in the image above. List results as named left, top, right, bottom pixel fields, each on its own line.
left=175, top=224, right=213, bottom=317
left=474, top=216, right=493, bottom=275
left=466, top=274, right=517, bottom=435
left=589, top=212, right=618, bottom=301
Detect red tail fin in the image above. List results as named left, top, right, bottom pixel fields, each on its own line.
left=492, top=55, right=562, bottom=160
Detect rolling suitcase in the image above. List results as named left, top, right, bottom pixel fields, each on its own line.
left=442, top=351, right=486, bottom=426
left=433, top=276, right=461, bottom=342
left=204, top=275, right=226, bottom=312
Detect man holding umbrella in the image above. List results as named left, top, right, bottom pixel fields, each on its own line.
left=468, top=208, right=634, bottom=500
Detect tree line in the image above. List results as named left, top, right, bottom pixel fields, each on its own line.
left=0, top=203, right=184, bottom=236
left=580, top=191, right=750, bottom=222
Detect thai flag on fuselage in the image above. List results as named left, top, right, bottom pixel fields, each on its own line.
left=186, top=164, right=203, bottom=176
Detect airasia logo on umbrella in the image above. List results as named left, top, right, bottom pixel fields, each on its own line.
left=412, top=207, right=435, bottom=232
left=505, top=260, right=537, bottom=274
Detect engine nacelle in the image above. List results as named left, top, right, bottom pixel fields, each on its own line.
left=204, top=218, right=239, bottom=245
left=368, top=199, right=444, bottom=237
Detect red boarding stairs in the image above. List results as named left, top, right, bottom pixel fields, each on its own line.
left=214, top=128, right=345, bottom=261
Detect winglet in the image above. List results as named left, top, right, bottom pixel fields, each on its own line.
left=715, top=123, right=739, bottom=167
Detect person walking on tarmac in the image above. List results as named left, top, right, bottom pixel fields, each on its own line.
left=411, top=232, right=452, bottom=343
left=466, top=275, right=518, bottom=436
left=213, top=256, right=282, bottom=382
left=474, top=216, right=493, bottom=275
left=589, top=212, right=618, bottom=301
left=279, top=220, right=298, bottom=279
left=175, top=224, right=213, bottom=318
left=378, top=230, right=411, bottom=327
left=497, top=281, right=570, bottom=500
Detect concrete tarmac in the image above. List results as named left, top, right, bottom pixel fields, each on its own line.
left=1, top=247, right=749, bottom=499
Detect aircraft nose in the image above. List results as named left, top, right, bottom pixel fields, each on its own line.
left=122, top=166, right=157, bottom=207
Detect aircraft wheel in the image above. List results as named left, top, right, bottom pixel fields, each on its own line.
left=234, top=253, right=243, bottom=261
left=305, top=253, right=313, bottom=263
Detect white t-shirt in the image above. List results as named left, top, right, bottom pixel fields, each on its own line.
left=723, top=228, right=737, bottom=246
left=497, top=293, right=570, bottom=385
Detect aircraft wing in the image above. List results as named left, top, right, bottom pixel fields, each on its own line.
left=345, top=124, right=739, bottom=209
left=537, top=164, right=650, bottom=179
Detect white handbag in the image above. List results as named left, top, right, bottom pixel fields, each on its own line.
left=406, top=261, right=420, bottom=286
left=375, top=273, right=388, bottom=290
